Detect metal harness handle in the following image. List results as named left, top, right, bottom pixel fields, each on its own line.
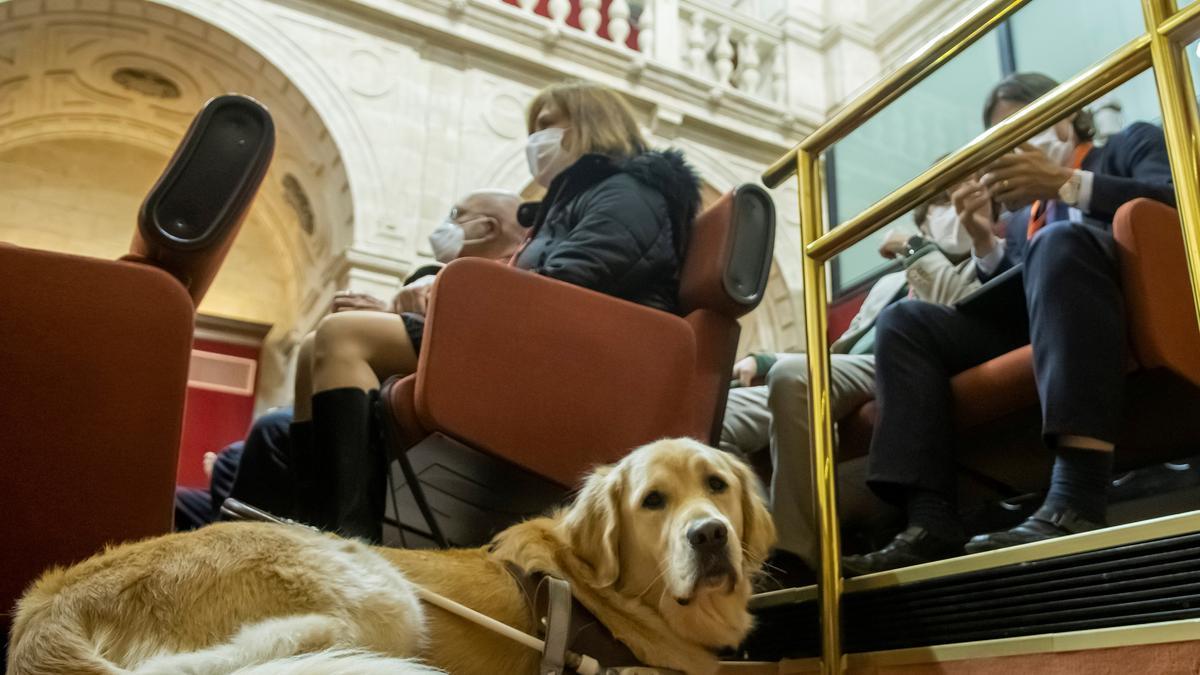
left=539, top=576, right=573, bottom=675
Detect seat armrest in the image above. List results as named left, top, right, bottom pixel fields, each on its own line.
left=126, top=94, right=274, bottom=305
left=414, top=258, right=699, bottom=486
left=1113, top=198, right=1200, bottom=387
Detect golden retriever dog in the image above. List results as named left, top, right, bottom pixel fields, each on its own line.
left=6, top=438, right=775, bottom=675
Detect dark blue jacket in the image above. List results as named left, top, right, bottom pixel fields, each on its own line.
left=985, top=122, right=1175, bottom=281
left=514, top=150, right=701, bottom=314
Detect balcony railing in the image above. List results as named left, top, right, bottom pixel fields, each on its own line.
left=502, top=0, right=787, bottom=104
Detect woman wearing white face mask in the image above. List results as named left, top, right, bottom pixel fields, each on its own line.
left=269, top=80, right=700, bottom=542
left=514, top=80, right=699, bottom=312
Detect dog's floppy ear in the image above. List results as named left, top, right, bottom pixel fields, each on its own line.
left=728, top=455, right=776, bottom=575
left=559, top=464, right=623, bottom=588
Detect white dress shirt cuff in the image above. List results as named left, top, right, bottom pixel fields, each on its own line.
left=1075, top=169, right=1095, bottom=214
left=973, top=238, right=1007, bottom=276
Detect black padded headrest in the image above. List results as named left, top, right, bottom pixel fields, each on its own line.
left=129, top=94, right=275, bottom=305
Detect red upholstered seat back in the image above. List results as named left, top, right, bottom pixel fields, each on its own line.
left=412, top=260, right=703, bottom=485
left=1113, top=199, right=1200, bottom=387
left=0, top=248, right=194, bottom=640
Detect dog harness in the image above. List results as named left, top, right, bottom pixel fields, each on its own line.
left=502, top=562, right=650, bottom=674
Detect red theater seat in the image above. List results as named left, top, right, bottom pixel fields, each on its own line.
left=380, top=184, right=776, bottom=546
left=0, top=95, right=273, bottom=641
left=837, top=198, right=1200, bottom=494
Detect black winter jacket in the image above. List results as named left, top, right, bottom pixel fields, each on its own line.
left=514, top=149, right=702, bottom=313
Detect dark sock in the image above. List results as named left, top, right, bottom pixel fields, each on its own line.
left=905, top=489, right=963, bottom=541
left=1043, top=446, right=1113, bottom=523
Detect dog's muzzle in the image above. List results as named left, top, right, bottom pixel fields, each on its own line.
left=687, top=519, right=736, bottom=586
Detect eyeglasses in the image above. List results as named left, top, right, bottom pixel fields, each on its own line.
left=447, top=207, right=492, bottom=224
left=447, top=206, right=479, bottom=223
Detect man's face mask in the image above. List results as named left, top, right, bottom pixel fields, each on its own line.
left=526, top=127, right=576, bottom=187
left=428, top=214, right=492, bottom=263
left=924, top=203, right=972, bottom=257
left=1028, top=126, right=1073, bottom=166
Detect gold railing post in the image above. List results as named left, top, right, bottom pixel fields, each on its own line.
left=797, top=149, right=843, bottom=674
left=1144, top=0, right=1200, bottom=333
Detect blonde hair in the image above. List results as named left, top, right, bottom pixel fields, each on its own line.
left=527, top=80, right=648, bottom=160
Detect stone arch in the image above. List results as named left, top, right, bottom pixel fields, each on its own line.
left=0, top=0, right=356, bottom=403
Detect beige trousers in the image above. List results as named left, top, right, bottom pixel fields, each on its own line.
left=720, top=353, right=894, bottom=567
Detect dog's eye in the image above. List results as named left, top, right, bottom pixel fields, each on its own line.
left=707, top=475, right=728, bottom=493
left=641, top=491, right=666, bottom=510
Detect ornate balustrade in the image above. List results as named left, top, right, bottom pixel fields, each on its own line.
left=502, top=0, right=787, bottom=104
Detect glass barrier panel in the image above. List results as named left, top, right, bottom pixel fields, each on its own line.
left=828, top=33, right=1003, bottom=294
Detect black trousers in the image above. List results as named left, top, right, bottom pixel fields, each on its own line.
left=866, top=222, right=1126, bottom=504
left=174, top=441, right=243, bottom=531
left=223, top=407, right=295, bottom=516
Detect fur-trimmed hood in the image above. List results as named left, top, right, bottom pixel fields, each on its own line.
left=613, top=149, right=702, bottom=258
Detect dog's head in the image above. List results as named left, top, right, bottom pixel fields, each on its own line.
left=557, top=438, right=775, bottom=648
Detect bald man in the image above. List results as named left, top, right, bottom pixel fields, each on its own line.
left=333, top=189, right=526, bottom=316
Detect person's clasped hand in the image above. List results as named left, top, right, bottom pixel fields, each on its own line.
left=391, top=283, right=433, bottom=316
left=878, top=230, right=911, bottom=259
left=951, top=178, right=1000, bottom=256
left=732, top=356, right=759, bottom=387
left=980, top=143, right=1074, bottom=212
left=331, top=291, right=389, bottom=313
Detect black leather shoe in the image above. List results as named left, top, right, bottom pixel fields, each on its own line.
left=841, top=526, right=966, bottom=577
left=964, top=506, right=1105, bottom=554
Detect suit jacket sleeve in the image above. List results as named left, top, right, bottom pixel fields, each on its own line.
left=1087, top=122, right=1176, bottom=221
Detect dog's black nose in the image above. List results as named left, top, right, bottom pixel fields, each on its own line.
left=687, top=520, right=728, bottom=552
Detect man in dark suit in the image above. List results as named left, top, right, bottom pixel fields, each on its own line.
left=843, top=73, right=1177, bottom=575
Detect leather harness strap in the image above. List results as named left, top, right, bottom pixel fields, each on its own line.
left=502, top=562, right=645, bottom=673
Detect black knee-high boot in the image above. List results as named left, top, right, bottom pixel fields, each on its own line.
left=311, top=387, right=386, bottom=543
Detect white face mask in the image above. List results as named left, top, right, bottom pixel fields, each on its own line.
left=428, top=219, right=464, bottom=263
left=924, top=203, right=972, bottom=257
left=1028, top=127, right=1073, bottom=166
left=429, top=215, right=492, bottom=263
left=526, top=127, right=576, bottom=187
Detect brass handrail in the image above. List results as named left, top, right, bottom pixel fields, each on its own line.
left=1157, top=0, right=1200, bottom=43
left=769, top=1, right=1200, bottom=674
left=1145, top=0, right=1200, bottom=361
left=762, top=0, right=1033, bottom=188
